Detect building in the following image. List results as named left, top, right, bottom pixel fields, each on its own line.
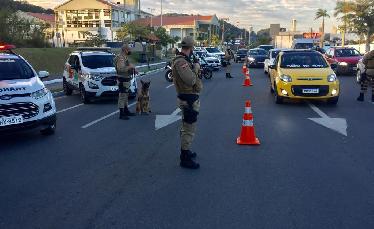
left=274, top=31, right=304, bottom=48
left=54, top=0, right=150, bottom=46
left=16, top=11, right=56, bottom=41
left=134, top=15, right=220, bottom=44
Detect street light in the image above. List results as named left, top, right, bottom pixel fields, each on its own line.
left=147, top=8, right=155, bottom=28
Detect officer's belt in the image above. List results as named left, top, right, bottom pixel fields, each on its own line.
left=178, top=94, right=199, bottom=106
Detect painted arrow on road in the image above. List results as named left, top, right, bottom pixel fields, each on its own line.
left=155, top=108, right=182, bottom=130
left=308, top=103, right=348, bottom=136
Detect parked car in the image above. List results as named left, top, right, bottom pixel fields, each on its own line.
left=325, top=47, right=362, bottom=75
left=203, top=47, right=225, bottom=61
left=269, top=50, right=339, bottom=104
left=0, top=44, right=56, bottom=135
left=62, top=47, right=138, bottom=104
left=246, top=48, right=268, bottom=67
left=234, top=49, right=248, bottom=63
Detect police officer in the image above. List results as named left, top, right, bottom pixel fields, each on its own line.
left=357, top=50, right=374, bottom=103
left=224, top=47, right=234, bottom=78
left=172, top=37, right=203, bottom=169
left=114, top=44, right=136, bottom=120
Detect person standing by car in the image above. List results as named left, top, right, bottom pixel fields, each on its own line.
left=172, top=36, right=203, bottom=169
left=357, top=50, right=374, bottom=103
left=114, top=44, right=136, bottom=120
left=224, top=47, right=234, bottom=78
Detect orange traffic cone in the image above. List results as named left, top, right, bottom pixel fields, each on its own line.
left=242, top=65, right=247, bottom=74
left=237, top=100, right=260, bottom=145
left=242, top=69, right=253, bottom=86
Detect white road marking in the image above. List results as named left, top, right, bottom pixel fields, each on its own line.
left=57, top=103, right=84, bottom=114
left=166, top=84, right=174, bottom=89
left=155, top=108, right=182, bottom=130
left=308, top=103, right=348, bottom=136
left=81, top=102, right=136, bottom=129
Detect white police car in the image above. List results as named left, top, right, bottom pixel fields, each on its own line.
left=0, top=45, right=56, bottom=135
left=62, top=48, right=137, bottom=104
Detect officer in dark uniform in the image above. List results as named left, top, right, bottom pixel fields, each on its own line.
left=357, top=50, right=374, bottom=103
left=172, top=37, right=203, bottom=169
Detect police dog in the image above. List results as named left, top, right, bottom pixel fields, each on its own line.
left=136, top=80, right=151, bottom=115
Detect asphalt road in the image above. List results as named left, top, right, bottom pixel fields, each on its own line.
left=1, top=64, right=374, bottom=229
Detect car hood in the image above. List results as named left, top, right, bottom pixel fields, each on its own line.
left=281, top=68, right=334, bottom=78
left=334, top=56, right=362, bottom=64
left=82, top=67, right=116, bottom=74
left=204, top=57, right=219, bottom=61
left=0, top=77, right=44, bottom=95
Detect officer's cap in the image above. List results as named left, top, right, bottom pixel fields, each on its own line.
left=181, top=37, right=194, bottom=48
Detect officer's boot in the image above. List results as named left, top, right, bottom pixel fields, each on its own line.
left=226, top=73, right=230, bottom=79
left=182, top=149, right=197, bottom=159
left=372, top=95, right=374, bottom=104
left=124, top=106, right=136, bottom=116
left=119, top=108, right=129, bottom=120
left=228, top=73, right=234, bottom=78
left=357, top=93, right=364, bottom=102
left=180, top=150, right=200, bottom=169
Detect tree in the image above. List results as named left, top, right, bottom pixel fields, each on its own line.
left=315, top=9, right=330, bottom=47
left=82, top=31, right=106, bottom=47
left=211, top=35, right=220, bottom=46
left=169, top=36, right=180, bottom=48
left=154, top=27, right=170, bottom=47
left=116, top=22, right=151, bottom=41
left=334, top=0, right=356, bottom=47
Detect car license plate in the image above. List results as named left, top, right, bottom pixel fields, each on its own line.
left=302, top=89, right=319, bottom=94
left=0, top=116, right=23, bottom=127
left=111, top=86, right=118, bottom=91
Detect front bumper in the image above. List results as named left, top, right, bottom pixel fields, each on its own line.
left=336, top=64, right=357, bottom=75
left=0, top=114, right=56, bottom=133
left=85, top=80, right=138, bottom=98
left=275, top=81, right=340, bottom=99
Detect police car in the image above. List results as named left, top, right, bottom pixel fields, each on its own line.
left=62, top=48, right=137, bottom=103
left=0, top=45, right=57, bottom=135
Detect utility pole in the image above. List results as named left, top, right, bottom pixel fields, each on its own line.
left=248, top=26, right=253, bottom=47
left=160, top=0, right=163, bottom=26
left=221, top=18, right=229, bottom=46
left=342, top=0, right=346, bottom=47
left=148, top=8, right=155, bottom=28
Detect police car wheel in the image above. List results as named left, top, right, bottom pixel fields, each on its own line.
left=80, top=85, right=91, bottom=104
left=40, top=122, right=56, bottom=135
left=63, top=78, right=73, bottom=96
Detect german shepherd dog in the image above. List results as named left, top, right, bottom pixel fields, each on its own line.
left=136, top=80, right=151, bottom=115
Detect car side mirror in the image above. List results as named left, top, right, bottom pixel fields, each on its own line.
left=38, top=71, right=50, bottom=79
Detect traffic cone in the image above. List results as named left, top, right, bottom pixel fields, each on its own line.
left=242, top=69, right=253, bottom=86
left=237, top=100, right=260, bottom=145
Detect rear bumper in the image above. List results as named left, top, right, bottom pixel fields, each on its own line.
left=0, top=114, right=56, bottom=133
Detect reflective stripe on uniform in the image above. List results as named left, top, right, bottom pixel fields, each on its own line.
left=242, top=119, right=254, bottom=126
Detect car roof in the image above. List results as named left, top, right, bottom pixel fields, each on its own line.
left=250, top=48, right=266, bottom=51
left=280, top=50, right=319, bottom=54
left=71, top=51, right=114, bottom=56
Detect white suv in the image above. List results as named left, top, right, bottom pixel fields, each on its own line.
left=62, top=48, right=138, bottom=103
left=0, top=45, right=56, bottom=135
left=203, top=47, right=225, bottom=61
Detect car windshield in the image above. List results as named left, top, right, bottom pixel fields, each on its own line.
left=237, top=50, right=248, bottom=54
left=280, top=53, right=328, bottom=68
left=81, top=54, right=114, bottom=69
left=205, top=48, right=221, bottom=53
left=335, top=49, right=361, bottom=57
left=294, top=43, right=314, bottom=49
left=0, top=58, right=34, bottom=80
left=249, top=49, right=267, bottom=55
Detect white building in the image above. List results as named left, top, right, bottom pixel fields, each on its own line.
left=54, top=0, right=150, bottom=46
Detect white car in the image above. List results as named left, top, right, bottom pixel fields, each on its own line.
left=0, top=45, right=56, bottom=135
left=194, top=51, right=221, bottom=70
left=62, top=48, right=138, bottom=104
left=264, top=49, right=290, bottom=75
left=203, top=47, right=225, bottom=61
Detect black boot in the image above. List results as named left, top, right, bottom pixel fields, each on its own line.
left=226, top=73, right=230, bottom=78
left=228, top=73, right=234, bottom=78
left=124, top=106, right=136, bottom=116
left=119, top=109, right=129, bottom=120
left=182, top=150, right=197, bottom=159
left=180, top=150, right=200, bottom=169
left=357, top=93, right=364, bottom=102
left=372, top=95, right=374, bottom=104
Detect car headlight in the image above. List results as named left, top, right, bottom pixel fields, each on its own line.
left=338, top=62, right=348, bottom=66
left=83, top=73, right=101, bottom=81
left=31, top=87, right=49, bottom=99
left=280, top=74, right=292, bottom=82
left=327, top=74, right=337, bottom=82
left=248, top=57, right=255, bottom=62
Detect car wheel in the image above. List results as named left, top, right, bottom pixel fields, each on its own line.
left=40, top=121, right=56, bottom=135
left=63, top=78, right=73, bottom=96
left=274, top=84, right=283, bottom=104
left=327, top=96, right=339, bottom=105
left=356, top=70, right=361, bottom=84
left=165, top=70, right=173, bottom=82
left=80, top=85, right=91, bottom=104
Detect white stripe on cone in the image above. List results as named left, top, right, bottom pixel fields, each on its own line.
left=245, top=107, right=252, bottom=114
left=242, top=119, right=254, bottom=127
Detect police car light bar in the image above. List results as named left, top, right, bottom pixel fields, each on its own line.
left=76, top=47, right=111, bottom=52
left=0, top=44, right=16, bottom=50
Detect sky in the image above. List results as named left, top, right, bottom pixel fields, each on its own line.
left=27, top=0, right=340, bottom=32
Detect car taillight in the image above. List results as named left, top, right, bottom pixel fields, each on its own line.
left=0, top=44, right=16, bottom=51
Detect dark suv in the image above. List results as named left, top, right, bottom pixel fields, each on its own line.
left=234, top=49, right=248, bottom=63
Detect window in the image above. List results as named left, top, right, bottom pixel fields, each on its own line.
left=0, top=58, right=34, bottom=80
left=104, top=9, right=111, bottom=17
left=280, top=52, right=328, bottom=68
left=81, top=55, right=114, bottom=69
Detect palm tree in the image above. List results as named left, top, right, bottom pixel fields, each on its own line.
left=334, top=0, right=355, bottom=47
left=315, top=9, right=330, bottom=47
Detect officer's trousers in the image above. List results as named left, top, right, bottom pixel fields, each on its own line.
left=225, top=61, right=232, bottom=74
left=178, top=98, right=200, bottom=151
left=118, top=81, right=131, bottom=109
left=360, top=75, right=374, bottom=94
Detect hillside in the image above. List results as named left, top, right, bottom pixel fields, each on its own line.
left=0, top=0, right=54, bottom=13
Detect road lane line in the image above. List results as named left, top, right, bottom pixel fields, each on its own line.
left=81, top=102, right=136, bottom=129
left=57, top=103, right=84, bottom=114
left=308, top=103, right=328, bottom=118
left=166, top=84, right=174, bottom=89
